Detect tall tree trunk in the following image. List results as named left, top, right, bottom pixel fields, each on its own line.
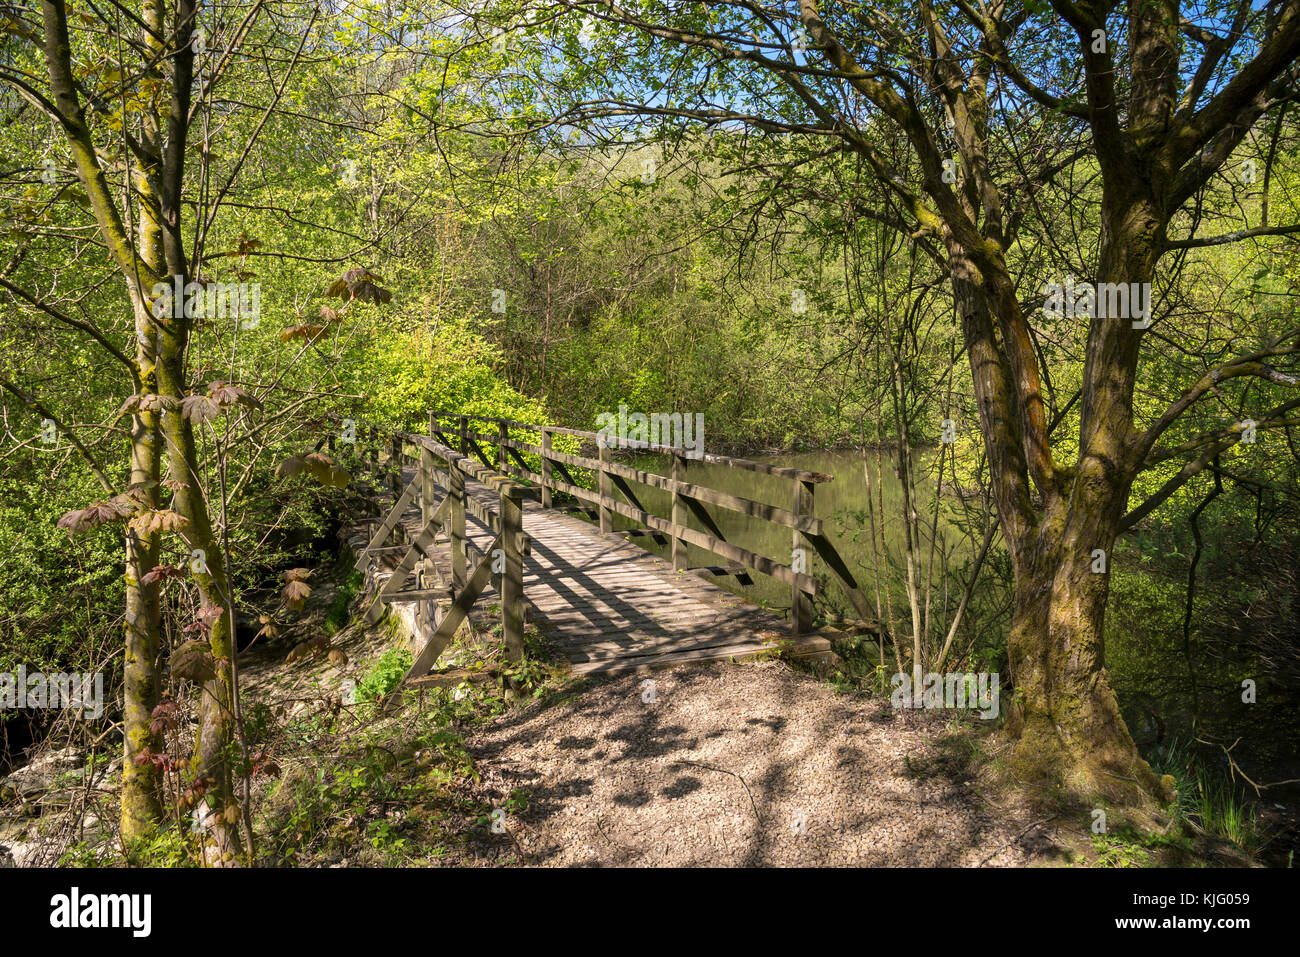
left=120, top=318, right=164, bottom=837
left=119, top=0, right=169, bottom=838
left=1003, top=515, right=1162, bottom=805
left=156, top=355, right=245, bottom=866
left=950, top=237, right=1168, bottom=808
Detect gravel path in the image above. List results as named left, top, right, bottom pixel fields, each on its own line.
left=466, top=660, right=1069, bottom=866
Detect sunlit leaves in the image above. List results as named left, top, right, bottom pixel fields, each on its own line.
left=282, top=567, right=312, bottom=610
left=254, top=613, right=279, bottom=642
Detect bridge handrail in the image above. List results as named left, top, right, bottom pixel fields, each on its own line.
left=347, top=421, right=528, bottom=680
left=430, top=411, right=833, bottom=483
left=427, top=410, right=874, bottom=633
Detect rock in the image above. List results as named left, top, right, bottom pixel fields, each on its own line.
left=0, top=840, right=39, bottom=866
left=1, top=746, right=85, bottom=799
left=39, top=788, right=78, bottom=811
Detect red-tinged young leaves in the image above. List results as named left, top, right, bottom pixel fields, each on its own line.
left=254, top=614, right=279, bottom=641
left=129, top=509, right=189, bottom=536
left=207, top=380, right=263, bottom=410
left=119, top=393, right=177, bottom=416
left=276, top=455, right=307, bottom=478
left=57, top=497, right=134, bottom=535
left=181, top=394, right=221, bottom=423
left=141, top=564, right=186, bottom=585
left=196, top=603, right=225, bottom=626
left=325, top=267, right=392, bottom=304
left=283, top=568, right=312, bottom=609
left=284, top=580, right=311, bottom=609
left=280, top=323, right=326, bottom=342
left=149, top=699, right=180, bottom=734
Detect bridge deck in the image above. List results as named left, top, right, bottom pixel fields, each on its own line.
left=369, top=468, right=811, bottom=675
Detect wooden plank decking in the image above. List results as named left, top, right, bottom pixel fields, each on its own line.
left=369, top=467, right=814, bottom=675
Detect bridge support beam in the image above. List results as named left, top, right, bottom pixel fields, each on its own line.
left=420, top=429, right=437, bottom=635
left=500, top=485, right=525, bottom=662
left=541, top=429, right=553, bottom=509
left=598, top=442, right=613, bottom=534
left=792, top=478, right=815, bottom=635
left=671, top=451, right=687, bottom=570
left=449, top=458, right=467, bottom=588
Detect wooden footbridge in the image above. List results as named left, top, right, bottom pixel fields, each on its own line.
left=342, top=412, right=875, bottom=682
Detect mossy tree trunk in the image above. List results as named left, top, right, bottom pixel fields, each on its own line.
left=157, top=358, right=246, bottom=865
left=120, top=315, right=165, bottom=838
left=36, top=0, right=246, bottom=855
left=38, top=0, right=171, bottom=838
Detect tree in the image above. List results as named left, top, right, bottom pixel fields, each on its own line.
left=0, top=0, right=324, bottom=861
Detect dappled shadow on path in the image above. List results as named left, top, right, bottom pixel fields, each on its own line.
left=463, top=661, right=1070, bottom=867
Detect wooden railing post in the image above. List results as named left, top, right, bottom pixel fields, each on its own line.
left=418, top=442, right=436, bottom=632
left=459, top=415, right=468, bottom=455
left=598, top=440, right=613, bottom=534
left=671, top=450, right=687, bottom=570
left=389, top=435, right=402, bottom=499
left=422, top=423, right=436, bottom=528
left=540, top=429, right=553, bottom=509
left=500, top=484, right=525, bottom=661
left=449, top=458, right=467, bottom=589
left=497, top=420, right=508, bottom=472
left=792, top=478, right=814, bottom=635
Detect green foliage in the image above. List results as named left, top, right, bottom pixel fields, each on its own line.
left=1089, top=832, right=1153, bottom=869
left=260, top=691, right=500, bottom=866
left=325, top=568, right=364, bottom=634
left=0, top=476, right=124, bottom=676
left=343, top=320, right=552, bottom=433
left=355, top=647, right=413, bottom=703
left=58, top=824, right=197, bottom=868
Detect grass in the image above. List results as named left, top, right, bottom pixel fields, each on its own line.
left=1147, top=737, right=1261, bottom=852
